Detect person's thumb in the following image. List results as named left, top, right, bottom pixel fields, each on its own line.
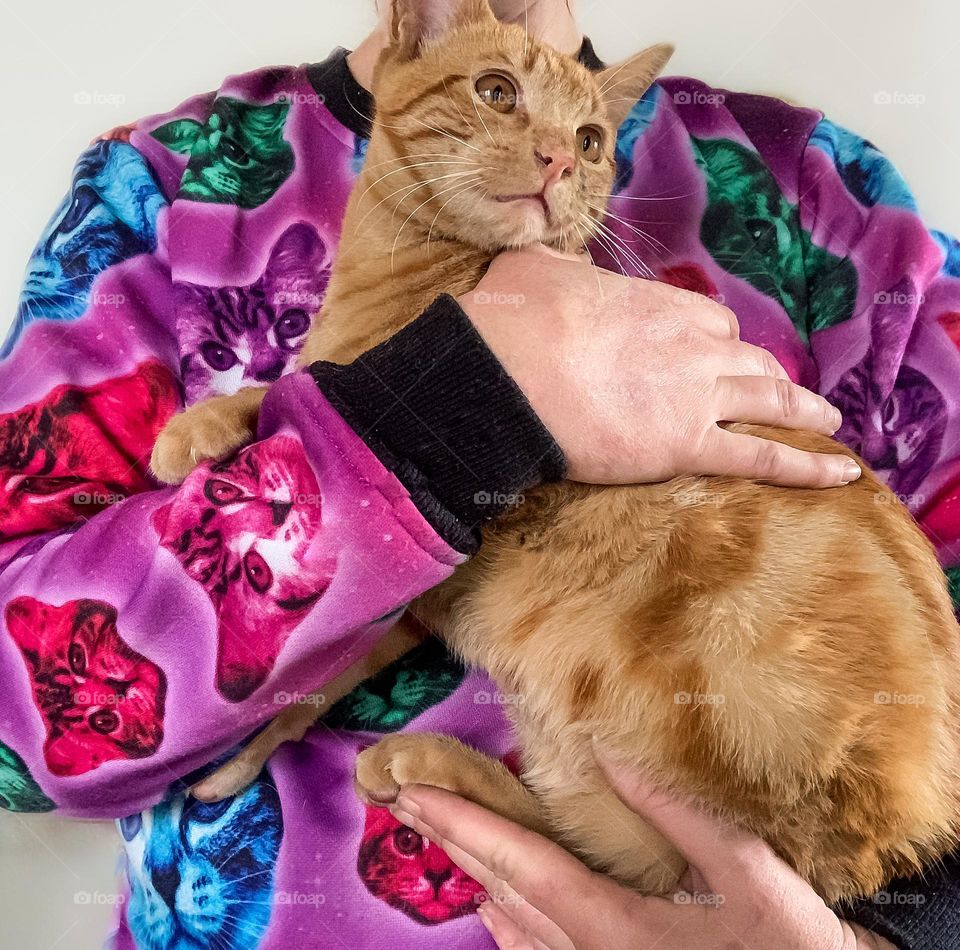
left=592, top=737, right=769, bottom=893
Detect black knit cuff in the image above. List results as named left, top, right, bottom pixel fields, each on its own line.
left=837, top=849, right=960, bottom=949
left=309, top=294, right=566, bottom=553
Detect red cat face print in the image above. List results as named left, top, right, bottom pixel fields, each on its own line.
left=357, top=803, right=485, bottom=925
left=0, top=360, right=179, bottom=540
left=152, top=434, right=336, bottom=702
left=5, top=597, right=166, bottom=776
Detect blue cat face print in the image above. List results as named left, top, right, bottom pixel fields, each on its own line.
left=118, top=768, right=283, bottom=950
left=7, top=140, right=164, bottom=358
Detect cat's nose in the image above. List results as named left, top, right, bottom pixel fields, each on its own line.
left=253, top=360, right=284, bottom=383
left=152, top=864, right=181, bottom=910
left=423, top=867, right=452, bottom=890
left=270, top=500, right=292, bottom=525
left=534, top=145, right=574, bottom=189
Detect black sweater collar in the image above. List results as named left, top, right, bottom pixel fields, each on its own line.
left=308, top=38, right=605, bottom=140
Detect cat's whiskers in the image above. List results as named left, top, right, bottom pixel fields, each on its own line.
left=354, top=170, right=481, bottom=236
left=426, top=178, right=485, bottom=256
left=581, top=213, right=634, bottom=277
left=361, top=151, right=481, bottom=172
left=591, top=188, right=694, bottom=203
left=590, top=204, right=671, bottom=258
left=467, top=79, right=498, bottom=148
left=391, top=178, right=484, bottom=273
left=589, top=215, right=654, bottom=277
left=356, top=159, right=480, bottom=209
left=572, top=220, right=604, bottom=296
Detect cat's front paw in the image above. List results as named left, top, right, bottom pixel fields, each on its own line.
left=151, top=401, right=254, bottom=484
left=354, top=733, right=470, bottom=806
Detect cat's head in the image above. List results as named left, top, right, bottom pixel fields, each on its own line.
left=357, top=801, right=484, bottom=924
left=119, top=771, right=282, bottom=950
left=152, top=434, right=336, bottom=702
left=363, top=0, right=672, bottom=252
left=5, top=597, right=167, bottom=776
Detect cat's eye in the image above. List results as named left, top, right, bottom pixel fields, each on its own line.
left=393, top=827, right=423, bottom=855
left=89, top=709, right=119, bottom=734
left=244, top=550, right=274, bottom=593
left=205, top=479, right=246, bottom=506
left=118, top=813, right=142, bottom=841
left=277, top=309, right=310, bottom=339
left=577, top=126, right=604, bottom=163
left=475, top=73, right=518, bottom=113
left=187, top=797, right=233, bottom=824
left=20, top=476, right=82, bottom=497
left=68, top=642, right=86, bottom=676
left=201, top=340, right=239, bottom=372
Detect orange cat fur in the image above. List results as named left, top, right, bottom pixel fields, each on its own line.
left=153, top=0, right=960, bottom=903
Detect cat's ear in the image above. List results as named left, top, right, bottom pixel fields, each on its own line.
left=597, top=43, right=674, bottom=128
left=389, top=0, right=496, bottom=60
left=264, top=223, right=327, bottom=287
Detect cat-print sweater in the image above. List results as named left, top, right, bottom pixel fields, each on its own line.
left=2, top=38, right=960, bottom=950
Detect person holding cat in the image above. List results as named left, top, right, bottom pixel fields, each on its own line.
left=1, top=0, right=958, bottom=948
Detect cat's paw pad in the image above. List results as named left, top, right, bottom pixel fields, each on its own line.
left=151, top=405, right=252, bottom=485
left=354, top=733, right=463, bottom=806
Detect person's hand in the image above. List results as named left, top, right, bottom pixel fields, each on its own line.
left=386, top=744, right=895, bottom=950
left=459, top=245, right=861, bottom=489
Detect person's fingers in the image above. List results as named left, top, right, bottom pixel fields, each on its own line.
left=593, top=741, right=781, bottom=896
left=715, top=376, right=842, bottom=435
left=697, top=426, right=861, bottom=487
left=723, top=340, right=791, bottom=380
left=390, top=784, right=618, bottom=948
left=477, top=901, right=551, bottom=950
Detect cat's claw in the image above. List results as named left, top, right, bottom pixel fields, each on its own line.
left=151, top=402, right=254, bottom=484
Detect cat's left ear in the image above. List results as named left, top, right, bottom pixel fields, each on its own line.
left=390, top=0, right=496, bottom=60
left=597, top=43, right=674, bottom=128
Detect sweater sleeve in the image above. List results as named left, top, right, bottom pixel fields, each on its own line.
left=0, top=138, right=562, bottom=818
left=797, top=118, right=960, bottom=949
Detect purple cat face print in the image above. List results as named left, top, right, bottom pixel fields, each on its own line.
left=174, top=223, right=330, bottom=404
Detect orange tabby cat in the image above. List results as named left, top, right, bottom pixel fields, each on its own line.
left=151, top=0, right=960, bottom=903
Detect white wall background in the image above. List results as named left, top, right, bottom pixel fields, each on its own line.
left=0, top=1, right=957, bottom=947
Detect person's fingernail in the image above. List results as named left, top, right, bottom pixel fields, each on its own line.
left=389, top=806, right=421, bottom=829
left=829, top=407, right=842, bottom=433
left=395, top=792, right=421, bottom=818
left=841, top=460, right=861, bottom=484
left=476, top=902, right=496, bottom=933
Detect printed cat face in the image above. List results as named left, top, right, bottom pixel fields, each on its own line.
left=362, top=0, right=671, bottom=252
left=171, top=98, right=294, bottom=209
left=0, top=360, right=179, bottom=540
left=830, top=303, right=946, bottom=497
left=152, top=435, right=335, bottom=702
left=5, top=597, right=166, bottom=776
left=175, top=224, right=329, bottom=403
left=696, top=136, right=858, bottom=341
left=358, top=802, right=484, bottom=924
left=120, top=771, right=282, bottom=950
left=0, top=739, right=55, bottom=812
left=10, top=141, right=162, bottom=357
left=325, top=636, right=466, bottom=732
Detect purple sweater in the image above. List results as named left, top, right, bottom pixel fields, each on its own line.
left=2, top=40, right=959, bottom=950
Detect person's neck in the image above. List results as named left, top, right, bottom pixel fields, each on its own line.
left=346, top=0, right=583, bottom=92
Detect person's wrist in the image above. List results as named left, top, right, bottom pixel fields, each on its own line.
left=309, top=294, right=565, bottom=550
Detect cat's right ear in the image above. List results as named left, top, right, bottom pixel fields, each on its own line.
left=389, top=0, right=496, bottom=60
left=597, top=43, right=674, bottom=127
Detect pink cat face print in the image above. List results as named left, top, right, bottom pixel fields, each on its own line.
left=5, top=597, right=167, bottom=776
left=152, top=434, right=336, bottom=702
